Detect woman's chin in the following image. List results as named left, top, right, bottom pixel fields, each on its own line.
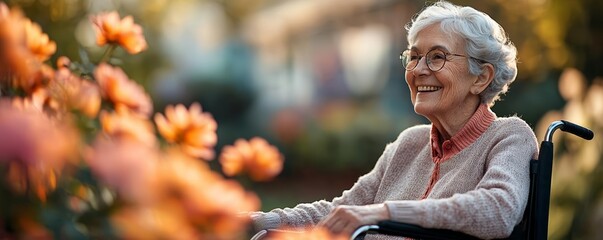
left=414, top=103, right=443, bottom=120
left=414, top=102, right=432, bottom=113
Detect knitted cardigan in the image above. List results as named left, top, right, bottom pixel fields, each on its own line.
left=252, top=105, right=538, bottom=239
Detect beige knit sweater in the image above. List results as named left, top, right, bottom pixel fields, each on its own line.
left=252, top=106, right=538, bottom=239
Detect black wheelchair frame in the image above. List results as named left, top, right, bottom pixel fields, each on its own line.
left=251, top=120, right=594, bottom=240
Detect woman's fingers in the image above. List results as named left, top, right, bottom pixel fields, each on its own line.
left=319, top=206, right=360, bottom=235
left=329, top=219, right=349, bottom=234
left=321, top=218, right=355, bottom=235
left=319, top=204, right=390, bottom=236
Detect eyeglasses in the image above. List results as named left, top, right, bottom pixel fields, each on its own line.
left=400, top=49, right=479, bottom=72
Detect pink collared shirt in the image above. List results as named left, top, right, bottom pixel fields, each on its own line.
left=423, top=104, right=496, bottom=198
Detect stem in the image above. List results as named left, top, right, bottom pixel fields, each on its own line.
left=0, top=73, right=6, bottom=97
left=99, top=45, right=117, bottom=64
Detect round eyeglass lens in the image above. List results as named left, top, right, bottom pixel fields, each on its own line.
left=425, top=49, right=447, bottom=71
left=400, top=50, right=417, bottom=70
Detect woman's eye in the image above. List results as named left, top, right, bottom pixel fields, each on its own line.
left=409, top=55, right=420, bottom=61
left=431, top=53, right=446, bottom=60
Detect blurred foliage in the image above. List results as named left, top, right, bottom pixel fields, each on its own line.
left=1, top=3, right=285, bottom=239
left=536, top=69, right=603, bottom=239
left=3, top=0, right=603, bottom=239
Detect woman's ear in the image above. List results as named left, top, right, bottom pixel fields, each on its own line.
left=472, top=63, right=494, bottom=95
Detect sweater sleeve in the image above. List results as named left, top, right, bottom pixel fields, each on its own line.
left=385, top=120, right=538, bottom=239
left=251, top=133, right=404, bottom=231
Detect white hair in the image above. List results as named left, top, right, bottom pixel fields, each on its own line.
left=405, top=1, right=518, bottom=106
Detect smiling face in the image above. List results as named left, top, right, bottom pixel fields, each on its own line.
left=405, top=23, right=481, bottom=123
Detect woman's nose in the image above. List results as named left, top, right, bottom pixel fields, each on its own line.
left=412, top=57, right=431, bottom=76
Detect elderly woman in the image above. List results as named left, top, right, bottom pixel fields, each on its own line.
left=251, top=1, right=538, bottom=239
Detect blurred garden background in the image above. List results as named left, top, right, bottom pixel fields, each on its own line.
left=2, top=0, right=603, bottom=239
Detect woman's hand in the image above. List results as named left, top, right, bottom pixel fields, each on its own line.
left=317, top=203, right=390, bottom=236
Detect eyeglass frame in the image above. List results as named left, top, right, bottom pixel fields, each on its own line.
left=400, top=48, right=486, bottom=72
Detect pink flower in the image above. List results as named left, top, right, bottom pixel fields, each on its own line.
left=85, top=137, right=159, bottom=203
left=0, top=100, right=78, bottom=201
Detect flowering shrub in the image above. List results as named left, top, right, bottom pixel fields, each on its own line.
left=0, top=3, right=284, bottom=239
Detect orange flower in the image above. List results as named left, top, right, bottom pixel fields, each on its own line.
left=0, top=4, right=52, bottom=92
left=219, top=137, right=284, bottom=181
left=99, top=109, right=156, bottom=147
left=23, top=18, right=56, bottom=62
left=94, top=63, right=153, bottom=117
left=7, top=161, right=58, bottom=202
left=49, top=66, right=101, bottom=118
left=269, top=227, right=348, bottom=240
left=0, top=100, right=79, bottom=201
left=160, top=149, right=260, bottom=213
left=75, top=80, right=102, bottom=117
left=157, top=149, right=259, bottom=237
left=29, top=86, right=62, bottom=117
left=154, top=103, right=218, bottom=160
left=56, top=55, right=71, bottom=68
left=90, top=11, right=147, bottom=54
left=111, top=204, right=199, bottom=240
left=29, top=87, right=51, bottom=109
left=10, top=87, right=60, bottom=116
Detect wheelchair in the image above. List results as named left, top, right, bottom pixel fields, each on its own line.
left=252, top=120, right=594, bottom=240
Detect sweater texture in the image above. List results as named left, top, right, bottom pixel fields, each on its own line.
left=252, top=105, right=538, bottom=239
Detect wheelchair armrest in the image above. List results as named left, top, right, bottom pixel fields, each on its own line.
left=351, top=220, right=480, bottom=240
